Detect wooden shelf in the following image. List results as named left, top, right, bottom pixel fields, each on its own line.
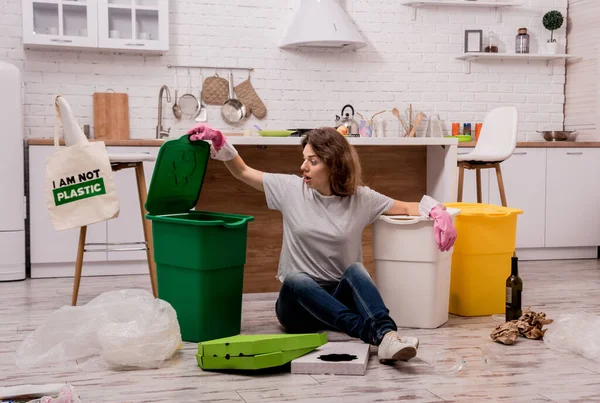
left=401, top=0, right=519, bottom=21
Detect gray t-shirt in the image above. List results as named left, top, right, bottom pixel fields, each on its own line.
left=263, top=173, right=394, bottom=283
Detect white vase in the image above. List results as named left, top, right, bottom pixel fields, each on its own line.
left=546, top=41, right=559, bottom=55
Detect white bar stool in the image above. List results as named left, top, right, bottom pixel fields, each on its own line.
left=457, top=106, right=519, bottom=207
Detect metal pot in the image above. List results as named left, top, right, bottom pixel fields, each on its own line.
left=537, top=130, right=578, bottom=142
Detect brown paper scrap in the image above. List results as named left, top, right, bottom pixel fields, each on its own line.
left=490, top=307, right=554, bottom=345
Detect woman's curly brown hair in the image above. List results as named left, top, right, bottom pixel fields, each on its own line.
left=301, top=127, right=363, bottom=197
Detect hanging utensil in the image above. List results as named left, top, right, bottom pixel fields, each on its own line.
left=172, top=70, right=182, bottom=120
left=178, top=68, right=200, bottom=119
left=194, top=69, right=207, bottom=122
left=221, top=70, right=246, bottom=124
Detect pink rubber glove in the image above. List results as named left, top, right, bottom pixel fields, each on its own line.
left=187, top=124, right=225, bottom=151
left=429, top=205, right=457, bottom=252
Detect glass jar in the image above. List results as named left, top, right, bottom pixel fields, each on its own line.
left=485, top=30, right=498, bottom=53
left=515, top=28, right=529, bottom=54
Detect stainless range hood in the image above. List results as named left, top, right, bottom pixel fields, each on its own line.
left=279, top=0, right=367, bottom=50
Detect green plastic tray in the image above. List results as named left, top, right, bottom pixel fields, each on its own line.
left=258, top=130, right=295, bottom=137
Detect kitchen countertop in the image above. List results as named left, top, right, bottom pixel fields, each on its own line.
left=459, top=141, right=600, bottom=148
left=27, top=136, right=459, bottom=146
left=27, top=138, right=600, bottom=148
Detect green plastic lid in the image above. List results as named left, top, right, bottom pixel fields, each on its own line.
left=145, top=135, right=210, bottom=216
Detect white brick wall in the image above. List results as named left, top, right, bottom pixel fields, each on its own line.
left=1, top=0, right=570, bottom=141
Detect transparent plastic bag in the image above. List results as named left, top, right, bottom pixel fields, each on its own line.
left=16, top=289, right=182, bottom=370
left=543, top=311, right=600, bottom=362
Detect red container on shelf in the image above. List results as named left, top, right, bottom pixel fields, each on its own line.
left=452, top=123, right=460, bottom=136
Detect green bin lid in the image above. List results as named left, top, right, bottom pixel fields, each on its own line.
left=145, top=135, right=210, bottom=216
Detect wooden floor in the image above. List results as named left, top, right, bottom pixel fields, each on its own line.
left=1, top=259, right=600, bottom=402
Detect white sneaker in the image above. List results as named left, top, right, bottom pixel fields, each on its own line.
left=377, top=331, right=419, bottom=362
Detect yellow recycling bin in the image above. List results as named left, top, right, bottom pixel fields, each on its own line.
left=443, top=203, right=523, bottom=316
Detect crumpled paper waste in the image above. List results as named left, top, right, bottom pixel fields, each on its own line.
left=490, top=307, right=554, bottom=345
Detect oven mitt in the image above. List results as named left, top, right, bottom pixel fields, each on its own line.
left=202, top=76, right=229, bottom=105
left=234, top=78, right=267, bottom=119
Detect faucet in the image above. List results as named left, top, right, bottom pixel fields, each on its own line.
left=156, top=85, right=171, bottom=139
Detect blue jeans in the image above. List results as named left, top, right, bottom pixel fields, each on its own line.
left=275, top=263, right=397, bottom=346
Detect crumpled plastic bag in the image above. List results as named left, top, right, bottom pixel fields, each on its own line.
left=16, top=289, right=182, bottom=370
left=490, top=308, right=553, bottom=345
left=544, top=311, right=600, bottom=362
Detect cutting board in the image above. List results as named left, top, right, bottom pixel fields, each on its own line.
left=93, top=92, right=130, bottom=140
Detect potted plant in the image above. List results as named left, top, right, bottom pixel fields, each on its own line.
left=542, top=10, right=564, bottom=54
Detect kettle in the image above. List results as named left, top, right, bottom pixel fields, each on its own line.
left=335, top=104, right=359, bottom=136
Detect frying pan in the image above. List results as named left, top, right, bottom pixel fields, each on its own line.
left=178, top=69, right=200, bottom=118
left=221, top=70, right=246, bottom=124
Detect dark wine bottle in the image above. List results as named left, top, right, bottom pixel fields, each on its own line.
left=505, top=256, right=523, bottom=321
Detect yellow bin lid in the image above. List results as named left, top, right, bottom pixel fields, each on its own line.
left=444, top=203, right=522, bottom=217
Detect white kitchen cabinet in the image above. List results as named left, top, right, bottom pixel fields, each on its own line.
left=97, top=0, right=169, bottom=52
left=106, top=146, right=158, bottom=261
left=23, top=0, right=99, bottom=49
left=29, top=146, right=107, bottom=264
left=545, top=148, right=600, bottom=247
left=457, top=148, right=491, bottom=203
left=489, top=149, right=547, bottom=248
left=22, top=0, right=168, bottom=52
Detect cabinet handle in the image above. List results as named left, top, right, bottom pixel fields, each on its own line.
left=513, top=152, right=527, bottom=155
left=50, top=39, right=73, bottom=43
left=125, top=43, right=146, bottom=47
left=566, top=152, right=583, bottom=155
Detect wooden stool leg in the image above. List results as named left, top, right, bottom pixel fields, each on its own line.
left=495, top=163, right=508, bottom=207
left=135, top=162, right=158, bottom=298
left=457, top=162, right=465, bottom=202
left=72, top=225, right=87, bottom=306
left=476, top=168, right=482, bottom=203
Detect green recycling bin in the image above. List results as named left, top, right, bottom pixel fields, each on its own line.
left=145, top=136, right=254, bottom=343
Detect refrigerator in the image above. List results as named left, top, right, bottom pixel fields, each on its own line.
left=0, top=62, right=26, bottom=281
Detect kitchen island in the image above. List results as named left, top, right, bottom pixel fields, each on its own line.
left=194, top=136, right=458, bottom=292
left=28, top=136, right=458, bottom=293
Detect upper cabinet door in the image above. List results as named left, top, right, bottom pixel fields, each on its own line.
left=23, top=0, right=98, bottom=48
left=97, top=0, right=169, bottom=52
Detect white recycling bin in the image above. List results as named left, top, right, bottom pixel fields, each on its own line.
left=372, top=208, right=460, bottom=329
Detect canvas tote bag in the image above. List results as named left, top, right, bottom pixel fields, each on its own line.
left=45, top=97, right=119, bottom=231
